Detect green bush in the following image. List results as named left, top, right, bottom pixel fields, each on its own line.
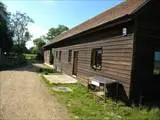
left=0, top=54, right=27, bottom=70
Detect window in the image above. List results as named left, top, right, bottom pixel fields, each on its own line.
left=154, top=50, right=160, bottom=75
left=68, top=50, right=72, bottom=63
left=56, top=51, right=58, bottom=58
left=59, top=51, right=61, bottom=61
left=91, top=48, right=102, bottom=70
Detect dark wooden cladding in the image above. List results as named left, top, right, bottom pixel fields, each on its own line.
left=103, top=57, right=132, bottom=61
left=130, top=0, right=160, bottom=102
left=103, top=64, right=131, bottom=71
left=103, top=60, right=131, bottom=66
left=54, top=31, right=134, bottom=98
left=43, top=0, right=160, bottom=104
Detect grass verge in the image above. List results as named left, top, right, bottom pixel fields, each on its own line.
left=24, top=54, right=37, bottom=63
left=41, top=75, right=160, bottom=120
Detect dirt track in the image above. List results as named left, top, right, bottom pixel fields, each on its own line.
left=0, top=64, right=69, bottom=120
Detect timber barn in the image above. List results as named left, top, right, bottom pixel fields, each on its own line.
left=43, top=0, right=160, bottom=103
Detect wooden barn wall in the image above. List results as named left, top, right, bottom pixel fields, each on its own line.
left=54, top=22, right=134, bottom=99
left=131, top=0, right=160, bottom=102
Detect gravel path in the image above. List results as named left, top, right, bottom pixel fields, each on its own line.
left=0, top=64, right=69, bottom=120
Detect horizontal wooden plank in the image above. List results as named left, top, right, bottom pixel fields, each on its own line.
left=103, top=40, right=133, bottom=47
left=78, top=68, right=103, bottom=75
left=102, top=56, right=132, bottom=62
left=78, top=54, right=91, bottom=57
left=103, top=53, right=132, bottom=57
left=78, top=59, right=91, bottom=62
left=104, top=71, right=130, bottom=80
left=78, top=60, right=91, bottom=63
left=73, top=60, right=132, bottom=75
left=77, top=67, right=130, bottom=80
left=103, top=44, right=133, bottom=50
left=70, top=43, right=103, bottom=49
left=78, top=66, right=130, bottom=77
left=77, top=56, right=132, bottom=62
left=78, top=64, right=90, bottom=68
left=78, top=57, right=91, bottom=60
left=103, top=60, right=131, bottom=66
left=102, top=63, right=131, bottom=71
left=104, top=38, right=133, bottom=44
left=103, top=35, right=133, bottom=43
left=103, top=67, right=131, bottom=76
left=103, top=48, right=133, bottom=53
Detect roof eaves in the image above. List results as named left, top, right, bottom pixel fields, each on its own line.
left=43, top=14, right=131, bottom=49
left=43, top=0, right=146, bottom=49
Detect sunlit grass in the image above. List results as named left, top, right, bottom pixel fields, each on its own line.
left=41, top=76, right=160, bottom=120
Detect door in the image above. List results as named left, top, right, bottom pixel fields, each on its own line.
left=72, top=51, right=78, bottom=76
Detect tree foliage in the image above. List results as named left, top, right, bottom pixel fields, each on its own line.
left=31, top=37, right=46, bottom=60
left=10, top=11, right=34, bottom=53
left=46, top=25, right=69, bottom=40
left=33, top=37, right=46, bottom=49
left=0, top=2, right=13, bottom=53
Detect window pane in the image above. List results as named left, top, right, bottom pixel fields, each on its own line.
left=91, top=49, right=96, bottom=67
left=154, top=51, right=160, bottom=75
left=91, top=48, right=102, bottom=70
left=96, top=49, right=102, bottom=68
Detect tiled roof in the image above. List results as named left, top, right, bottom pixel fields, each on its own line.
left=44, top=0, right=146, bottom=47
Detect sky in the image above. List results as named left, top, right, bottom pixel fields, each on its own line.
left=2, top=0, right=123, bottom=48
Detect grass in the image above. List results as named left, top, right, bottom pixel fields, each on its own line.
left=41, top=76, right=160, bottom=120
left=23, top=54, right=37, bottom=63
left=24, top=54, right=37, bottom=60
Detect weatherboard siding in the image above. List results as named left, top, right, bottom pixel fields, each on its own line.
left=54, top=33, right=134, bottom=98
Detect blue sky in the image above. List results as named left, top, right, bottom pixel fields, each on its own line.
left=2, top=0, right=123, bottom=48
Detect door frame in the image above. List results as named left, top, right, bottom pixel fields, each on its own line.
left=72, top=51, right=78, bottom=76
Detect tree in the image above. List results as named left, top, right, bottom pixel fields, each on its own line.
left=33, top=37, right=46, bottom=61
left=10, top=11, right=34, bottom=53
left=33, top=37, right=46, bottom=50
left=0, top=2, right=13, bottom=53
left=46, top=25, right=69, bottom=40
left=29, top=47, right=37, bottom=54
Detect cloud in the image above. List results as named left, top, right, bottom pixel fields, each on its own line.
left=26, top=41, right=34, bottom=49
left=26, top=24, right=47, bottom=49
left=28, top=24, right=47, bottom=40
